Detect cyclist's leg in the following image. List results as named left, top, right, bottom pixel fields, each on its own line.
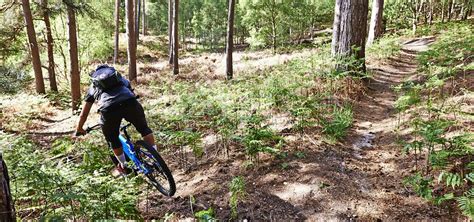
left=101, top=111, right=126, bottom=166
left=123, top=100, right=156, bottom=149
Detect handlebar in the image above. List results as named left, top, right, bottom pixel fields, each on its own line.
left=120, top=123, right=132, bottom=132
left=76, top=122, right=132, bottom=137
left=86, top=124, right=103, bottom=133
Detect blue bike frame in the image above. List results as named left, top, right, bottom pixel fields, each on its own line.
left=118, top=135, right=151, bottom=174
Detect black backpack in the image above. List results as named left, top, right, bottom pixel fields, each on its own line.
left=91, top=65, right=123, bottom=91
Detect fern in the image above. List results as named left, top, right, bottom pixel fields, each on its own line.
left=229, top=176, right=246, bottom=219
left=457, top=189, right=474, bottom=220
left=467, top=173, right=474, bottom=183
left=437, top=172, right=463, bottom=189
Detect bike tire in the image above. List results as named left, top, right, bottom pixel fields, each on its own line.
left=135, top=141, right=176, bottom=197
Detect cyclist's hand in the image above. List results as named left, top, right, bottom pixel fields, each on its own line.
left=73, top=128, right=87, bottom=138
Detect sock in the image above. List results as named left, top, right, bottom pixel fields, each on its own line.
left=116, top=153, right=127, bottom=167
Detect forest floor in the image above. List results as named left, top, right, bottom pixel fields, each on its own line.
left=134, top=37, right=461, bottom=221
left=0, top=36, right=464, bottom=220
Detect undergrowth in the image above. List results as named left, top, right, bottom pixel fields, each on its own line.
left=145, top=45, right=359, bottom=165
left=1, top=44, right=362, bottom=219
left=395, top=21, right=473, bottom=219
left=0, top=133, right=141, bottom=219
left=367, top=34, right=403, bottom=61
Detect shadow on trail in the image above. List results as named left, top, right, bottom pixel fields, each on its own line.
left=138, top=36, right=461, bottom=221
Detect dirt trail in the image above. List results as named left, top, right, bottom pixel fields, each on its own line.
left=139, top=37, right=462, bottom=221
left=5, top=37, right=461, bottom=220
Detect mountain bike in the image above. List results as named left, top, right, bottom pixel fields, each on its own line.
left=85, top=123, right=176, bottom=197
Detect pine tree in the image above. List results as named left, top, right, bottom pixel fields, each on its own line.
left=66, top=2, right=81, bottom=111
left=226, top=0, right=236, bottom=80
left=331, top=0, right=369, bottom=73
left=21, top=0, right=46, bottom=94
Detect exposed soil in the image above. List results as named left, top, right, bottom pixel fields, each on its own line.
left=135, top=37, right=463, bottom=221
left=1, top=37, right=464, bottom=221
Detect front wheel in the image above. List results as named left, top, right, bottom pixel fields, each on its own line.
left=135, top=141, right=176, bottom=197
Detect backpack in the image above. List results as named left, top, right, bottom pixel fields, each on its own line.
left=91, top=65, right=123, bottom=91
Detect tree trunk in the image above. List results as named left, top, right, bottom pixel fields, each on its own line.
left=461, top=0, right=471, bottom=20
left=441, top=1, right=446, bottom=22
left=450, top=0, right=456, bottom=20
left=114, top=0, right=120, bottom=64
left=447, top=0, right=453, bottom=21
left=67, top=4, right=80, bottom=111
left=142, top=0, right=147, bottom=35
left=135, top=0, right=141, bottom=41
left=271, top=16, right=276, bottom=53
left=168, top=0, right=173, bottom=65
left=367, top=0, right=384, bottom=45
left=41, top=0, right=58, bottom=92
left=270, top=0, right=277, bottom=54
left=428, top=0, right=434, bottom=25
left=412, top=0, right=418, bottom=34
left=172, top=0, right=179, bottom=75
left=226, top=0, right=235, bottom=80
left=126, top=0, right=137, bottom=81
left=331, top=0, right=369, bottom=73
left=21, top=0, right=45, bottom=94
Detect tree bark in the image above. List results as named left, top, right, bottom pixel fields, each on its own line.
left=331, top=0, right=369, bottom=73
left=450, top=0, right=457, bottom=20
left=441, top=0, right=446, bottom=22
left=142, top=0, right=147, bottom=35
left=447, top=0, right=453, bottom=21
left=270, top=0, right=277, bottom=54
left=67, top=4, right=80, bottom=111
left=135, top=0, right=141, bottom=41
left=226, top=0, right=235, bottom=80
left=126, top=0, right=137, bottom=81
left=461, top=0, right=471, bottom=20
left=367, top=0, right=384, bottom=45
left=114, top=0, right=120, bottom=64
left=41, top=0, right=58, bottom=92
left=168, top=0, right=173, bottom=65
left=428, top=0, right=434, bottom=25
left=21, top=0, right=45, bottom=94
left=411, top=0, right=420, bottom=34
left=172, top=0, right=179, bottom=75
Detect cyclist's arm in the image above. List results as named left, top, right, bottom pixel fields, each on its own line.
left=76, top=101, right=93, bottom=132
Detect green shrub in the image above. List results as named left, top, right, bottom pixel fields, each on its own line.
left=1, top=135, right=141, bottom=219
left=229, top=176, right=246, bottom=219
left=0, top=67, right=32, bottom=94
left=320, top=105, right=353, bottom=141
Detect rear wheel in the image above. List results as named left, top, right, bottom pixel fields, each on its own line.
left=135, top=141, right=176, bottom=196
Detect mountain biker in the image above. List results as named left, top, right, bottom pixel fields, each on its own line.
left=74, top=64, right=157, bottom=176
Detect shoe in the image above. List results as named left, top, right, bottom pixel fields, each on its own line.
left=111, top=164, right=132, bottom=177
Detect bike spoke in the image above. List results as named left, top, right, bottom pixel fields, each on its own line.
left=137, top=148, right=173, bottom=195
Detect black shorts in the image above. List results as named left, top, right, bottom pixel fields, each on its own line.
left=100, top=99, right=153, bottom=149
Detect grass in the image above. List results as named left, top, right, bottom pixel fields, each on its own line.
left=143, top=45, right=359, bottom=158
left=0, top=134, right=141, bottom=219
left=0, top=36, right=363, bottom=219
left=417, top=21, right=473, bottom=76
left=394, top=21, right=474, bottom=220
left=366, top=33, right=402, bottom=61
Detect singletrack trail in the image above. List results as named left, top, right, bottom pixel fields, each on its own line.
left=3, top=37, right=461, bottom=220
left=139, top=37, right=460, bottom=221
